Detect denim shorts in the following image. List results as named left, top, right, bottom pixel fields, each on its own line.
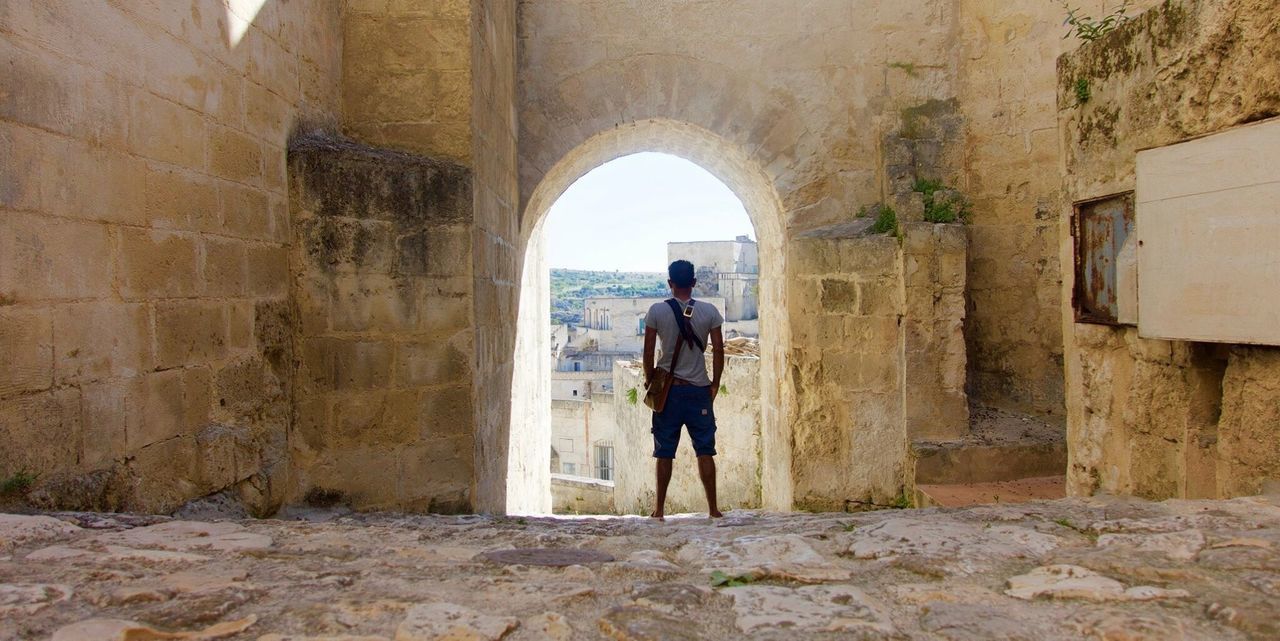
left=652, top=385, right=717, bottom=458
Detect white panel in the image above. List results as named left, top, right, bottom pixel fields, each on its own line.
left=1137, top=117, right=1280, bottom=345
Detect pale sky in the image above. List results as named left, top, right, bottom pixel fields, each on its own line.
left=544, top=152, right=755, bottom=272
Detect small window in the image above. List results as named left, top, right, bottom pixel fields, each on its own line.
left=1073, top=193, right=1134, bottom=325
left=595, top=445, right=614, bottom=481
left=572, top=389, right=577, bottom=396
left=637, top=316, right=646, bottom=335
left=562, top=462, right=576, bottom=476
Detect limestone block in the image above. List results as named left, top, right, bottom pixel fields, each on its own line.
left=417, top=386, right=475, bottom=438
left=329, top=391, right=412, bottom=449
left=0, top=389, right=81, bottom=475
left=154, top=301, right=230, bottom=370
left=819, top=279, right=859, bottom=315
left=299, top=217, right=397, bottom=274
left=327, top=275, right=414, bottom=333
left=210, top=126, right=264, bottom=185
left=300, top=338, right=392, bottom=392
left=129, top=368, right=211, bottom=450
left=194, top=424, right=261, bottom=493
left=244, top=82, right=290, bottom=144
left=246, top=244, right=289, bottom=297
left=127, top=90, right=206, bottom=167
left=221, top=182, right=272, bottom=240
left=52, top=301, right=150, bottom=385
left=397, top=438, right=473, bottom=512
left=203, top=238, right=249, bottom=298
left=392, top=340, right=470, bottom=388
left=394, top=225, right=472, bottom=278
left=858, top=278, right=903, bottom=317
left=0, top=214, right=113, bottom=302
left=144, top=164, right=220, bottom=232
left=78, top=379, right=138, bottom=469
left=0, top=37, right=127, bottom=148
left=0, top=307, right=53, bottom=397
left=116, top=229, right=199, bottom=299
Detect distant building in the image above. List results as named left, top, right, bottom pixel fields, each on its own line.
left=668, top=236, right=759, bottom=322
left=552, top=295, right=728, bottom=375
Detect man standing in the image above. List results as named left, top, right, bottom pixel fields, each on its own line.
left=643, top=259, right=725, bottom=520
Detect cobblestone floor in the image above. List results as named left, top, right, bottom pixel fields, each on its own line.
left=2, top=494, right=1278, bottom=640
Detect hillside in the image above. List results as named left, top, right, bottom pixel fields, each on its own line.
left=550, top=268, right=668, bottom=324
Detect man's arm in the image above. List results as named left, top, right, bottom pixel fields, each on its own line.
left=642, top=326, right=658, bottom=385
left=709, top=327, right=725, bottom=401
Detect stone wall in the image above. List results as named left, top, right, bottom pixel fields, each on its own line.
left=613, top=357, right=762, bottom=515
left=788, top=221, right=967, bottom=510
left=342, top=0, right=472, bottom=163
left=515, top=0, right=967, bottom=511
left=1059, top=0, right=1280, bottom=499
left=287, top=136, right=474, bottom=512
left=550, top=474, right=614, bottom=515
left=0, top=1, right=340, bottom=513
left=550, top=396, right=617, bottom=479
left=955, top=0, right=1162, bottom=415
left=469, top=0, right=526, bottom=514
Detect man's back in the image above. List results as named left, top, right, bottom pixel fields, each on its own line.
left=644, top=299, right=724, bottom=387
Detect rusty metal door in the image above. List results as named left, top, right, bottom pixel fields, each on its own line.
left=1073, top=193, right=1134, bottom=324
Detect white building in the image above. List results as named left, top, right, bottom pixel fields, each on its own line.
left=667, top=236, right=759, bottom=322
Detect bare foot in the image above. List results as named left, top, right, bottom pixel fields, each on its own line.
left=649, top=510, right=665, bottom=521
left=709, top=509, right=724, bottom=518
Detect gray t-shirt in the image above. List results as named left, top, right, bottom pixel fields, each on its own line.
left=645, top=298, right=723, bottom=387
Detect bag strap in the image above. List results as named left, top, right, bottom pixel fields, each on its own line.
left=667, top=319, right=686, bottom=379
left=665, top=298, right=706, bottom=353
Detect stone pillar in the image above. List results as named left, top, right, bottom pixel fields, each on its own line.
left=902, top=222, right=969, bottom=441
left=789, top=225, right=907, bottom=510
left=288, top=136, right=475, bottom=512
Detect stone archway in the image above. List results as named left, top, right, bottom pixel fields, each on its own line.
left=505, top=119, right=794, bottom=514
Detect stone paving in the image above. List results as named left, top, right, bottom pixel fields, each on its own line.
left=2, top=494, right=1279, bottom=640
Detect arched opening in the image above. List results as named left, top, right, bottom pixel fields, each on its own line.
left=506, top=119, right=793, bottom=515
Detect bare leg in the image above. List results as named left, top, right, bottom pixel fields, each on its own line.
left=697, top=455, right=723, bottom=518
left=651, top=458, right=673, bottom=520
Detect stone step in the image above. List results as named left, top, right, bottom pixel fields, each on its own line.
left=911, top=404, right=1067, bottom=486
left=915, top=476, right=1066, bottom=508
left=911, top=438, right=1067, bottom=485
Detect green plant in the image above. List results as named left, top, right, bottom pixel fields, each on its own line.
left=1075, top=77, right=1091, bottom=104
left=890, top=491, right=913, bottom=509
left=1058, top=1, right=1132, bottom=42
left=912, top=178, right=972, bottom=224
left=718, top=384, right=729, bottom=397
left=0, top=470, right=37, bottom=495
left=888, top=61, right=919, bottom=77
left=869, top=205, right=898, bottom=235
left=625, top=387, right=639, bottom=405
left=710, top=570, right=755, bottom=588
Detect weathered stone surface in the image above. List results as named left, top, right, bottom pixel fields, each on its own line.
left=1005, top=565, right=1190, bottom=602
left=1, top=496, right=1274, bottom=641
left=845, top=517, right=1063, bottom=575
left=0, top=514, right=80, bottom=550
left=597, top=606, right=704, bottom=641
left=394, top=603, right=517, bottom=641
left=726, top=585, right=895, bottom=635
left=0, top=583, right=71, bottom=615
left=98, top=521, right=272, bottom=553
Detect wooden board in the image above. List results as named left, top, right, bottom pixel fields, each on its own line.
left=1136, top=118, right=1280, bottom=346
